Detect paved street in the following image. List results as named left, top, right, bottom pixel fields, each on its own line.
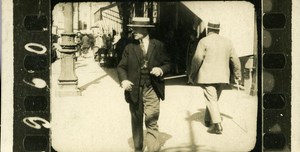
left=51, top=50, right=258, bottom=152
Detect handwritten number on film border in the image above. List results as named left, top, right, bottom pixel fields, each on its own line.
left=23, top=42, right=50, bottom=129
left=23, top=117, right=51, bottom=129
left=25, top=43, right=47, bottom=54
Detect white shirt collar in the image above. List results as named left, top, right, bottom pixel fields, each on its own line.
left=141, top=35, right=150, bottom=51
left=142, top=35, right=150, bottom=43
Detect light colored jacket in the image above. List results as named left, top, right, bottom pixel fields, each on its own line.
left=94, top=36, right=104, bottom=48
left=190, top=33, right=241, bottom=84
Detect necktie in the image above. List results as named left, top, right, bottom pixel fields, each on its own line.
left=139, top=39, right=148, bottom=69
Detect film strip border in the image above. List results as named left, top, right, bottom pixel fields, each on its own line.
left=13, top=0, right=51, bottom=151
left=11, top=0, right=292, bottom=152
left=262, top=0, right=291, bottom=151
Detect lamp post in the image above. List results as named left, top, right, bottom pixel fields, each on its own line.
left=57, top=3, right=81, bottom=96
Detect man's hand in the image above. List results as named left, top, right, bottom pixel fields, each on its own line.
left=150, top=67, right=163, bottom=77
left=121, top=80, right=134, bottom=91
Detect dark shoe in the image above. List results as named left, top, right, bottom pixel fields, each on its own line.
left=204, top=120, right=211, bottom=127
left=207, top=123, right=223, bottom=134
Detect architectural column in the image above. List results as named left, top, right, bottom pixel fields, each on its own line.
left=57, top=3, right=81, bottom=96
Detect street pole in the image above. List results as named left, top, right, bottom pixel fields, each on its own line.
left=78, top=3, right=80, bottom=31
left=57, top=3, right=81, bottom=96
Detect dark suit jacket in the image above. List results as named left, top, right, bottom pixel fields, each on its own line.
left=117, top=39, right=171, bottom=103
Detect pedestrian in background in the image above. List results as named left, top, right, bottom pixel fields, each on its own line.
left=81, top=33, right=90, bottom=58
left=117, top=17, right=171, bottom=152
left=88, top=33, right=95, bottom=49
left=189, top=20, right=241, bottom=134
left=93, top=32, right=104, bottom=61
left=75, top=32, right=83, bottom=59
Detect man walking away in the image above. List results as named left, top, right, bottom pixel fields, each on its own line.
left=81, top=33, right=90, bottom=58
left=189, top=20, right=241, bottom=134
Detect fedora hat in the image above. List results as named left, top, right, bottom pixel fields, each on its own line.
left=127, top=17, right=155, bottom=28
left=207, top=20, right=220, bottom=30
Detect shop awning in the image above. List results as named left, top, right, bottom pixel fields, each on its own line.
left=181, top=1, right=256, bottom=57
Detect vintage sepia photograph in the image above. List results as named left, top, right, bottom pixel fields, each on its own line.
left=3, top=0, right=300, bottom=151
left=50, top=1, right=258, bottom=152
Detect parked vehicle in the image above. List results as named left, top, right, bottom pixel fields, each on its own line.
left=105, top=47, right=118, bottom=68
left=98, top=48, right=107, bottom=67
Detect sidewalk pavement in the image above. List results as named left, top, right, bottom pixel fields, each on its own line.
left=51, top=50, right=258, bottom=152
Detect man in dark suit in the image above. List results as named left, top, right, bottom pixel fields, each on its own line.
left=117, top=17, right=171, bottom=152
left=189, top=20, right=241, bottom=134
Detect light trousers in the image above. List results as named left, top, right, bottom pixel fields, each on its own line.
left=201, top=84, right=223, bottom=123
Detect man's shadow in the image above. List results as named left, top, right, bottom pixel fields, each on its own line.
left=186, top=109, right=206, bottom=127
left=159, top=111, right=213, bottom=152
left=128, top=131, right=172, bottom=151
left=186, top=108, right=233, bottom=127
left=78, top=74, right=108, bottom=91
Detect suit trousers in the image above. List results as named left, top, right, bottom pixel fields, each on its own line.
left=201, top=84, right=223, bottom=123
left=129, top=84, right=160, bottom=152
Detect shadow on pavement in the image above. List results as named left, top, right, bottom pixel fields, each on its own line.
left=75, top=63, right=88, bottom=69
left=160, top=111, right=214, bottom=152
left=186, top=109, right=206, bottom=127
left=101, top=67, right=120, bottom=84
left=189, top=109, right=249, bottom=134
left=78, top=74, right=108, bottom=91
left=127, top=131, right=172, bottom=151
left=187, top=109, right=236, bottom=124
left=99, top=68, right=205, bottom=87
